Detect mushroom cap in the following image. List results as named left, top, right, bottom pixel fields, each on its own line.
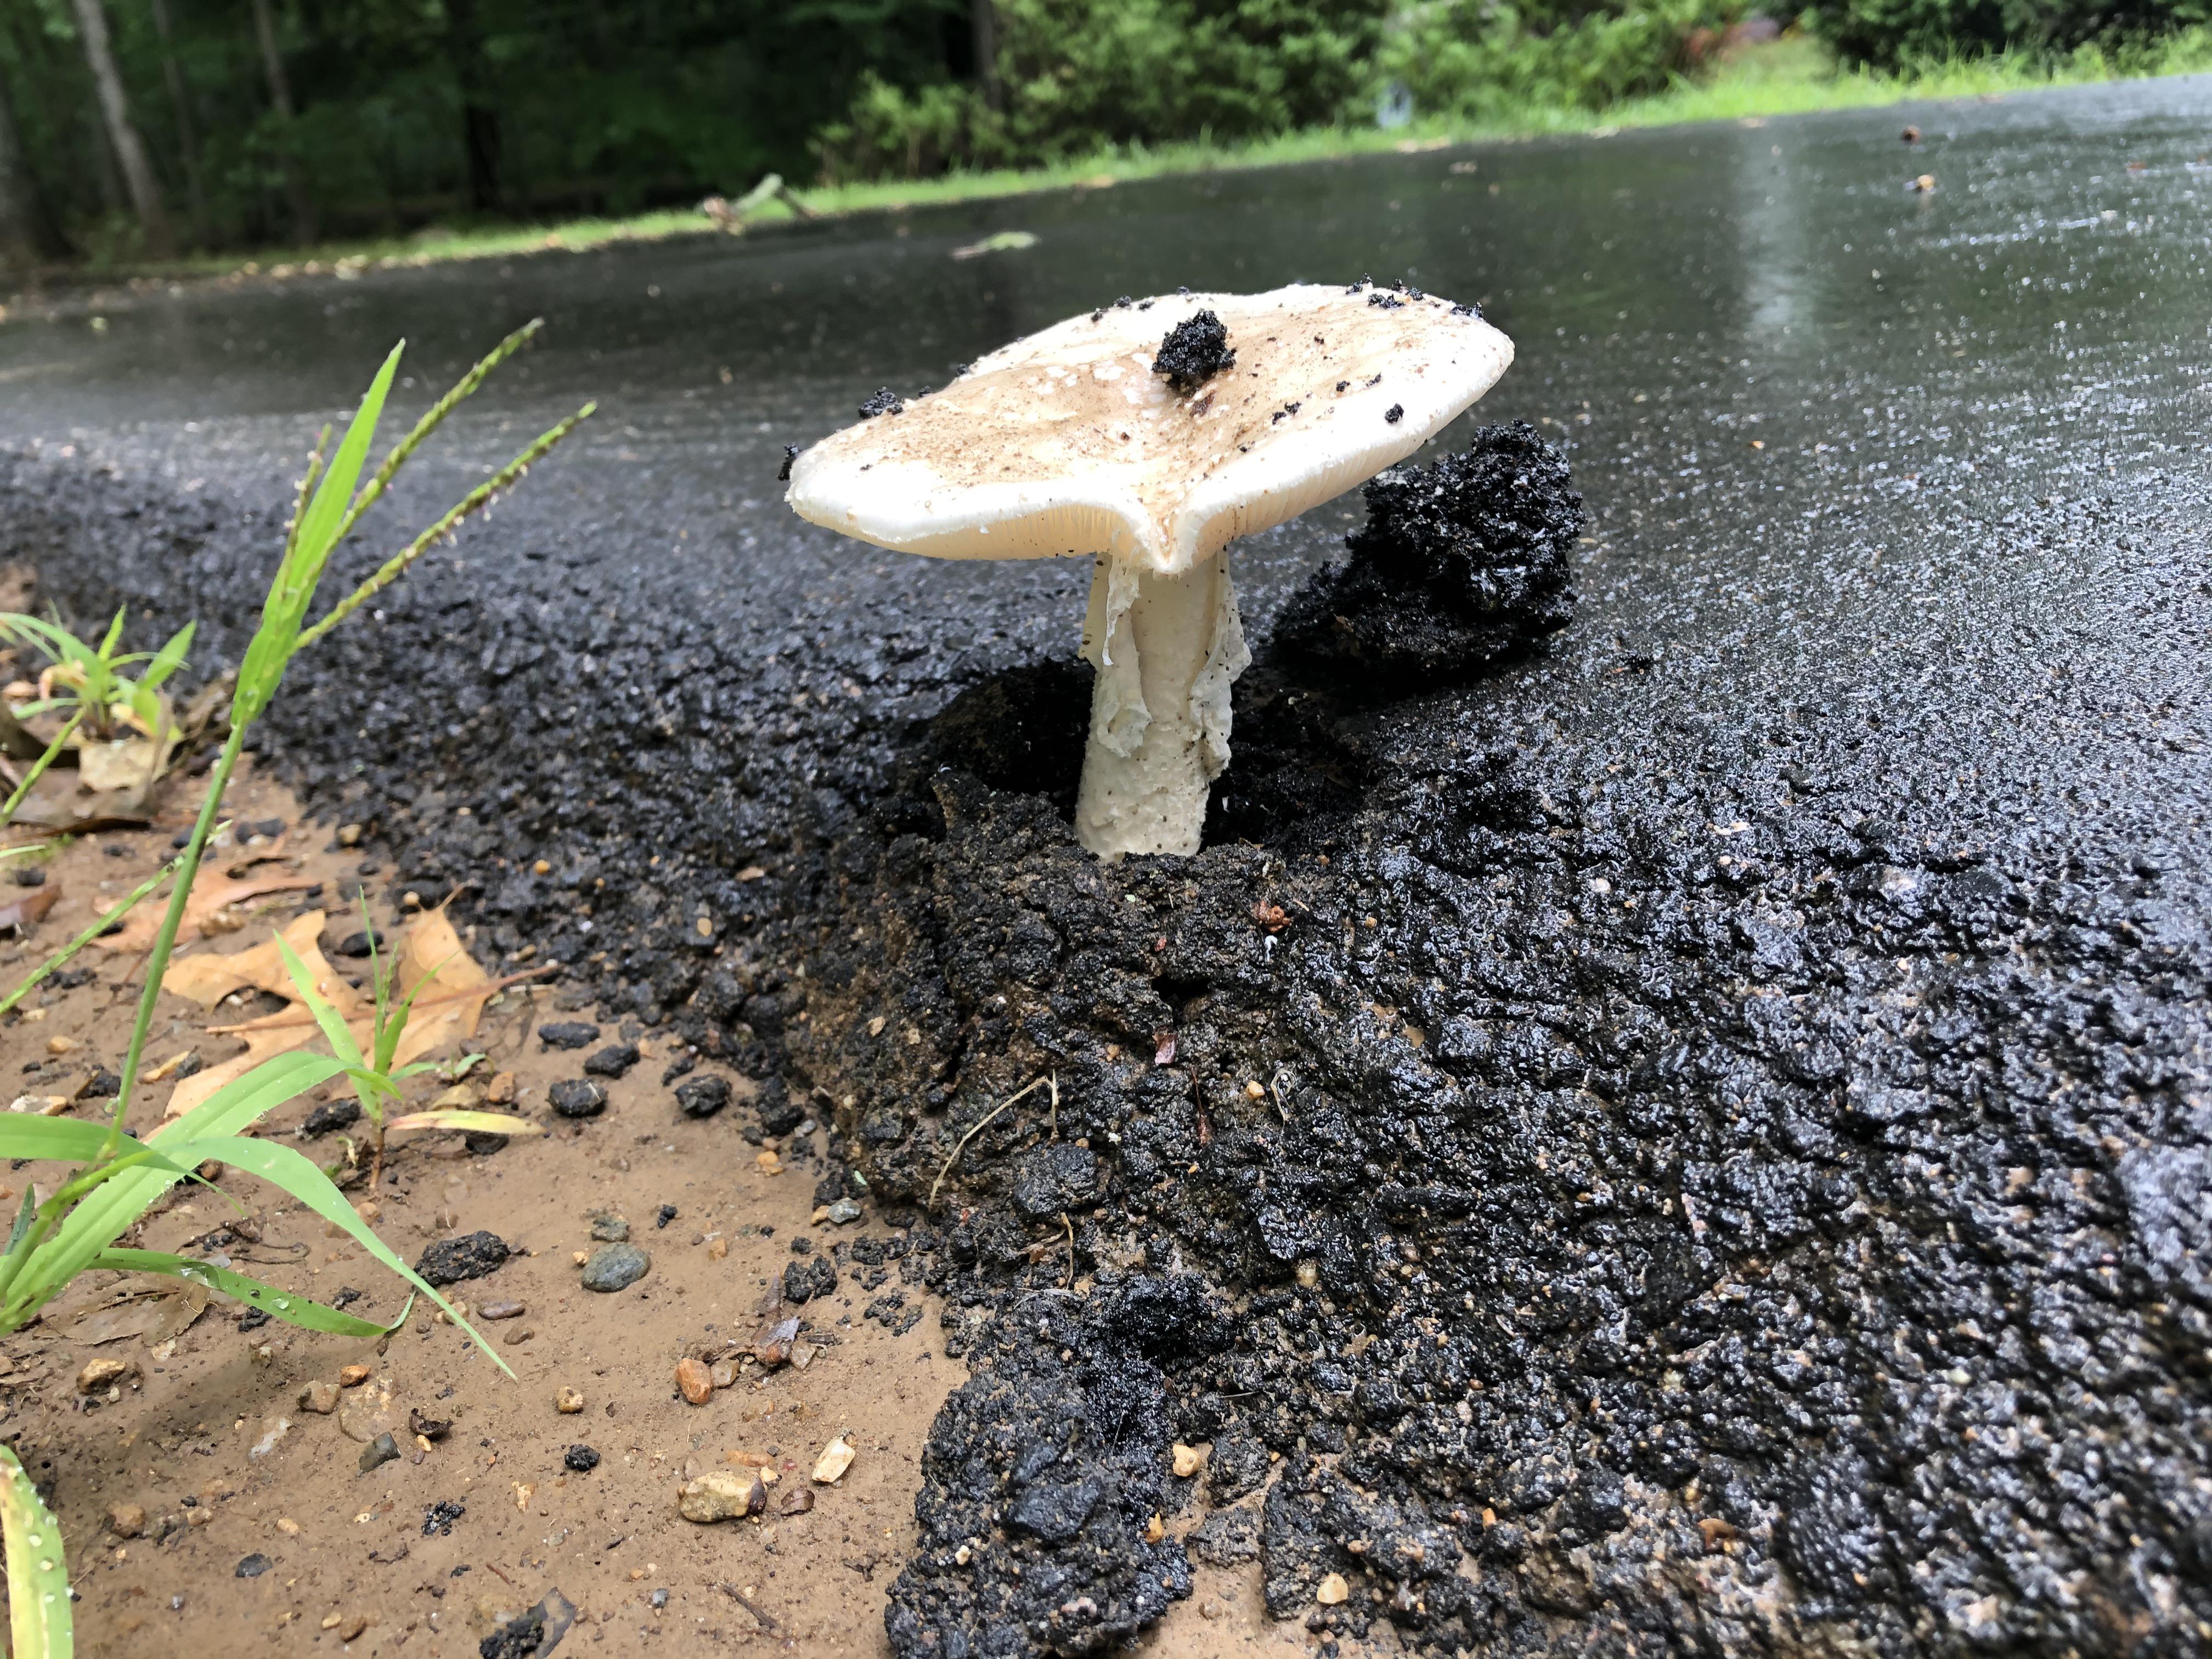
left=786, top=284, right=1514, bottom=576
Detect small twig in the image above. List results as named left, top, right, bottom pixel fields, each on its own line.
left=718, top=1582, right=780, bottom=1632
left=1047, top=1072, right=1059, bottom=1138
left=1060, top=1211, right=1076, bottom=1289
left=927, top=1075, right=1051, bottom=1211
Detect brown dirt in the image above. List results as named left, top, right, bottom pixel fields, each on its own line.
left=0, top=766, right=1300, bottom=1657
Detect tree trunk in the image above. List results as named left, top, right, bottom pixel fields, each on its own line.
left=247, top=0, right=315, bottom=245
left=972, top=0, right=1002, bottom=111
left=0, top=66, right=53, bottom=270
left=146, top=0, right=207, bottom=249
left=67, top=0, right=173, bottom=257
left=445, top=0, right=501, bottom=212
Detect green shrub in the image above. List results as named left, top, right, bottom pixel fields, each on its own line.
left=815, top=0, right=1391, bottom=180
left=1381, top=0, right=1748, bottom=120
left=1807, top=0, right=2212, bottom=69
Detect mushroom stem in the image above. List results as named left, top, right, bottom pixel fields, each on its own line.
left=1075, top=554, right=1249, bottom=858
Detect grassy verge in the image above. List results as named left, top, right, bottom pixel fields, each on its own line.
left=58, top=32, right=2212, bottom=285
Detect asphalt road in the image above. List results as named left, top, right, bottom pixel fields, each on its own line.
left=7, top=72, right=2212, bottom=1656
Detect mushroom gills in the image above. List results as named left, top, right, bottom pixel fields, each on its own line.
left=1075, top=554, right=1250, bottom=858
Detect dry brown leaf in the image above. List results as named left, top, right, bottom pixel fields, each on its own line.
left=391, top=904, right=491, bottom=1068
left=163, top=907, right=491, bottom=1119
left=76, top=732, right=177, bottom=794
left=99, top=872, right=320, bottom=954
left=163, top=911, right=356, bottom=1012
left=161, top=911, right=358, bottom=1120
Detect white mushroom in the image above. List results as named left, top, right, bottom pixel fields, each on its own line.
left=786, top=283, right=1514, bottom=857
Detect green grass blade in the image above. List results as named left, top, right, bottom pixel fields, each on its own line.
left=275, top=936, right=367, bottom=1071
left=294, top=344, right=402, bottom=567
left=4, top=1190, right=30, bottom=1256
left=0, top=1443, right=72, bottom=1659
left=236, top=345, right=402, bottom=720
left=93, top=1248, right=411, bottom=1338
left=95, top=608, right=126, bottom=658
left=156, top=1133, right=514, bottom=1378
left=7, top=1053, right=347, bottom=1323
left=138, top=621, right=196, bottom=692
left=333, top=317, right=543, bottom=545
left=0, top=1119, right=189, bottom=1176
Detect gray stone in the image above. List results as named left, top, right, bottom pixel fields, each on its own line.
left=580, top=1243, right=650, bottom=1292
left=359, top=1433, right=400, bottom=1474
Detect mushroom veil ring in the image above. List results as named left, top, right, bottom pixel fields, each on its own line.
left=786, top=283, right=1514, bottom=857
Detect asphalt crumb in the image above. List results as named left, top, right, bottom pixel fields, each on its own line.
left=1152, top=311, right=1237, bottom=393
left=1269, top=421, right=1580, bottom=691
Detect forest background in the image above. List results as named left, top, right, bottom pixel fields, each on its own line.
left=2, top=0, right=2208, bottom=269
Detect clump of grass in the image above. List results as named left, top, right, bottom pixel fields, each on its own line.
left=0, top=318, right=591, bottom=1658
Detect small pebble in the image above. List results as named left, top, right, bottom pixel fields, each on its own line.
left=675, top=1358, right=714, bottom=1405
left=584, top=1043, right=640, bottom=1078
left=338, top=1364, right=373, bottom=1387
left=359, top=1434, right=400, bottom=1474
left=538, top=1021, right=600, bottom=1049
left=556, top=1388, right=586, bottom=1414
left=479, top=1300, right=527, bottom=1320
left=235, top=1554, right=272, bottom=1579
left=580, top=1243, right=650, bottom=1292
left=549, top=1079, right=608, bottom=1119
left=674, top=1076, right=731, bottom=1118
left=565, top=1444, right=601, bottom=1472
left=414, top=1231, right=509, bottom=1287
left=590, top=1215, right=630, bottom=1243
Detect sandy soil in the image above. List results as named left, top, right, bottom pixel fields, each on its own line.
left=0, top=766, right=1307, bottom=1657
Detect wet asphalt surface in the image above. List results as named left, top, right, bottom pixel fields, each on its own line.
left=9, top=72, right=2212, bottom=1657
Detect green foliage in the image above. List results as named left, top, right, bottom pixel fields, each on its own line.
left=0, top=326, right=588, bottom=1656
left=0, top=609, right=194, bottom=740
left=1383, top=0, right=1747, bottom=120
left=817, top=0, right=1391, bottom=179
left=1807, top=0, right=2212, bottom=67
left=0, top=1444, right=70, bottom=1659
left=3, top=0, right=2209, bottom=251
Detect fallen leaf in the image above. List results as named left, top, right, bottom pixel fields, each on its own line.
left=149, top=1282, right=213, bottom=1342
left=163, top=910, right=353, bottom=1010
left=99, top=873, right=320, bottom=954
left=391, top=904, right=491, bottom=1068
left=383, top=1110, right=544, bottom=1138
left=162, top=908, right=497, bottom=1119
left=76, top=732, right=177, bottom=793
